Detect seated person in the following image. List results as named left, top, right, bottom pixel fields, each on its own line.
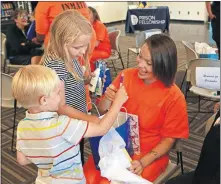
left=6, top=8, right=43, bottom=65
left=27, top=10, right=36, bottom=41
left=84, top=34, right=189, bottom=183
left=88, top=6, right=111, bottom=72
left=12, top=65, right=128, bottom=183
left=165, top=107, right=220, bottom=184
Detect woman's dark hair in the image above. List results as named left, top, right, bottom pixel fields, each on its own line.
left=12, top=8, right=28, bottom=19
left=88, top=6, right=100, bottom=21
left=145, top=34, right=177, bottom=87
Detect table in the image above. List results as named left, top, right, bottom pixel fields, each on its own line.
left=125, top=6, right=170, bottom=33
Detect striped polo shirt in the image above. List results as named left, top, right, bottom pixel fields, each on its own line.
left=16, top=111, right=88, bottom=184
left=43, top=55, right=87, bottom=113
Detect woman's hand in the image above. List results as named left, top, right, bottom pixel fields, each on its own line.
left=209, top=13, right=216, bottom=20
left=129, top=160, right=144, bottom=176
left=104, top=84, right=117, bottom=102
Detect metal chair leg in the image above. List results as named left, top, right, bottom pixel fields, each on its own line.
left=176, top=151, right=180, bottom=165
left=180, top=69, right=187, bottom=90
left=11, top=99, right=17, bottom=152
left=179, top=152, right=184, bottom=174
left=127, top=49, right=130, bottom=68
left=111, top=60, right=117, bottom=73
left=118, top=52, right=125, bottom=69
left=198, top=95, right=201, bottom=112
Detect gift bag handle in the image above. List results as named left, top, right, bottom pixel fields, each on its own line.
left=87, top=101, right=101, bottom=116
left=87, top=102, right=128, bottom=127
left=116, top=107, right=128, bottom=127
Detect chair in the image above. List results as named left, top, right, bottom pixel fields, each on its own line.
left=1, top=33, right=24, bottom=73
left=1, top=73, right=21, bottom=152
left=181, top=41, right=199, bottom=96
left=127, top=29, right=162, bottom=68
left=204, top=112, right=217, bottom=136
left=153, top=140, right=184, bottom=184
left=105, top=30, right=124, bottom=72
left=188, top=58, right=220, bottom=113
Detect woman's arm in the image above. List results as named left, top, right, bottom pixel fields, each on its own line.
left=140, top=138, right=175, bottom=166
left=130, top=138, right=175, bottom=175
left=97, top=84, right=117, bottom=114
left=206, top=2, right=216, bottom=19
left=58, top=81, right=100, bottom=123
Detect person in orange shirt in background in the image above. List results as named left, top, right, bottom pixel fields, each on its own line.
left=35, top=1, right=95, bottom=116
left=88, top=6, right=111, bottom=72
left=84, top=34, right=189, bottom=184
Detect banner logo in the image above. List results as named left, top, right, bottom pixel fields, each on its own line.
left=131, top=15, right=139, bottom=25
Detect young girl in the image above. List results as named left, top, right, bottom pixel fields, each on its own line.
left=41, top=9, right=96, bottom=164
left=88, top=6, right=111, bottom=72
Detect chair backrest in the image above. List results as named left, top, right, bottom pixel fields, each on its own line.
left=1, top=73, right=15, bottom=108
left=205, top=113, right=217, bottom=136
left=1, top=33, right=7, bottom=61
left=135, top=29, right=162, bottom=48
left=144, top=29, right=162, bottom=39
left=188, top=58, right=220, bottom=87
left=171, top=139, right=182, bottom=152
left=107, top=26, right=117, bottom=33
left=182, top=41, right=199, bottom=62
left=108, top=30, right=121, bottom=52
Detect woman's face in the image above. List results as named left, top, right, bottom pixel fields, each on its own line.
left=136, top=44, right=157, bottom=83
left=88, top=9, right=95, bottom=24
left=15, top=12, right=28, bottom=28
left=66, top=34, right=91, bottom=59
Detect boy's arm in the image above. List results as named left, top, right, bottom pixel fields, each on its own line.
left=17, top=151, right=32, bottom=166
left=84, top=86, right=128, bottom=137
left=58, top=81, right=100, bottom=123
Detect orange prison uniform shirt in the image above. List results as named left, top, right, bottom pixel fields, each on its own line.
left=35, top=1, right=96, bottom=111
left=90, top=20, right=111, bottom=72
left=84, top=68, right=189, bottom=183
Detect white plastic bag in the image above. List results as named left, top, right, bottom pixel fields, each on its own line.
left=98, top=128, right=152, bottom=184
left=195, top=42, right=217, bottom=54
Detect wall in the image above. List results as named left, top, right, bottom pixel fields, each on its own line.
left=86, top=2, right=128, bottom=23
left=149, top=2, right=208, bottom=22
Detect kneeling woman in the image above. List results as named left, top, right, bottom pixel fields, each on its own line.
left=84, top=34, right=189, bottom=183
left=88, top=7, right=111, bottom=71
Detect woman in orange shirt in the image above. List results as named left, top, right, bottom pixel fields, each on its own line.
left=84, top=34, right=189, bottom=183
left=88, top=7, right=111, bottom=72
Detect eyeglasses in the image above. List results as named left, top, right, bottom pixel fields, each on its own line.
left=19, top=15, right=28, bottom=20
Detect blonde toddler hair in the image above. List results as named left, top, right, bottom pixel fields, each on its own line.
left=41, top=9, right=93, bottom=80
left=12, top=65, right=60, bottom=109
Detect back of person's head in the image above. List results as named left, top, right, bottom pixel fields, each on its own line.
left=43, top=9, right=93, bottom=80
left=88, top=6, right=100, bottom=21
left=12, top=8, right=28, bottom=20
left=145, top=34, right=177, bottom=87
left=12, top=65, right=60, bottom=109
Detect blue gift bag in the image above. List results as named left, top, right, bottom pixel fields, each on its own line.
left=199, top=54, right=219, bottom=60
left=89, top=113, right=132, bottom=170
left=103, top=69, right=112, bottom=94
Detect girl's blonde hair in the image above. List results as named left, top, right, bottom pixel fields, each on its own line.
left=12, top=65, right=60, bottom=109
left=41, top=9, right=93, bottom=80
